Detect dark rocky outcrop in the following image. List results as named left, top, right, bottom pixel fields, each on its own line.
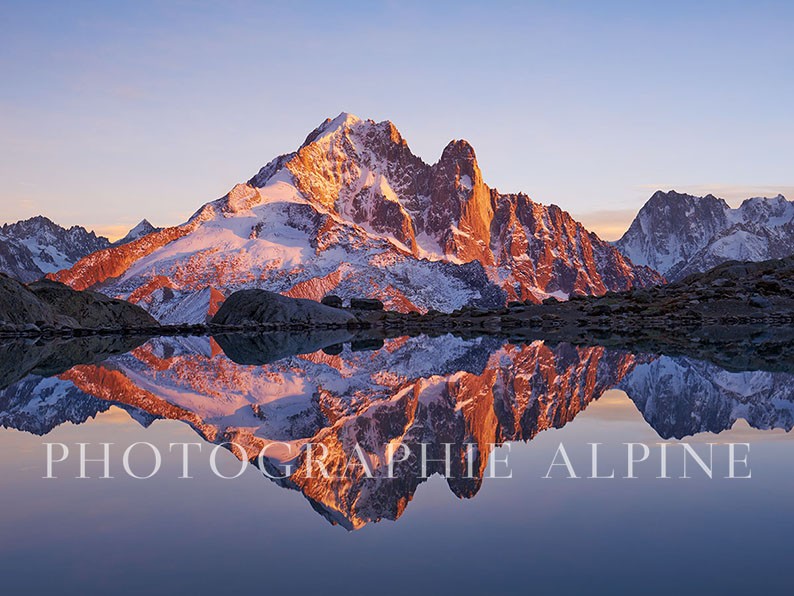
left=0, top=273, right=71, bottom=328
left=28, top=279, right=157, bottom=329
left=0, top=273, right=158, bottom=335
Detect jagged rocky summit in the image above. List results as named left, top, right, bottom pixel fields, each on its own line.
left=49, top=113, right=660, bottom=323
left=616, top=190, right=794, bottom=281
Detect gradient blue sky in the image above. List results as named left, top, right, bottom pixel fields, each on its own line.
left=1, top=0, right=792, bottom=239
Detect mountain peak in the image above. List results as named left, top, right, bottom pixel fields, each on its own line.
left=114, top=219, right=161, bottom=246
left=0, top=216, right=112, bottom=282
left=650, top=189, right=694, bottom=201
left=317, top=111, right=363, bottom=137
left=440, top=139, right=477, bottom=162
left=616, top=189, right=794, bottom=280
left=740, top=193, right=789, bottom=207
left=128, top=219, right=154, bottom=234
left=329, top=111, right=362, bottom=127
left=1, top=214, right=56, bottom=232
left=301, top=112, right=363, bottom=147
left=646, top=190, right=731, bottom=211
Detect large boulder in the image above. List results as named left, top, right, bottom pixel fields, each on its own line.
left=211, top=289, right=357, bottom=327
left=350, top=298, right=384, bottom=311
left=28, top=279, right=158, bottom=329
left=321, top=294, right=344, bottom=309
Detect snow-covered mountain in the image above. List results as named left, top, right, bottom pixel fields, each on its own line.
left=0, top=375, right=115, bottom=435
left=0, top=216, right=158, bottom=282
left=0, top=216, right=112, bottom=282
left=113, top=219, right=161, bottom=245
left=615, top=190, right=794, bottom=281
left=50, top=113, right=660, bottom=323
left=0, top=374, right=160, bottom=436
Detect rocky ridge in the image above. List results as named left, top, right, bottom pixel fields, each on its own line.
left=7, top=254, right=794, bottom=376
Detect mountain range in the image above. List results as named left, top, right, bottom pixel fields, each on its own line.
left=1, top=114, right=792, bottom=322
left=616, top=190, right=794, bottom=281
left=0, top=216, right=159, bottom=283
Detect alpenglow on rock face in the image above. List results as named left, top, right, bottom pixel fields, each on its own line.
left=50, top=113, right=660, bottom=323
left=615, top=190, right=794, bottom=281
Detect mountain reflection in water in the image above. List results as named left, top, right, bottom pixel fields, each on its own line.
left=1, top=332, right=792, bottom=530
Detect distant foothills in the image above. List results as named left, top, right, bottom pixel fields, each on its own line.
left=1, top=113, right=792, bottom=325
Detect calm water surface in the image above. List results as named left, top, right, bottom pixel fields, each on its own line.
left=0, top=334, right=792, bottom=595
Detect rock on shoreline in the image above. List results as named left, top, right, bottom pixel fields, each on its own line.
left=0, top=273, right=157, bottom=336
left=211, top=289, right=357, bottom=327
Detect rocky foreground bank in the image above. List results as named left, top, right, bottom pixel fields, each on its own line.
left=345, top=256, right=794, bottom=371
left=1, top=258, right=793, bottom=371
left=0, top=274, right=158, bottom=336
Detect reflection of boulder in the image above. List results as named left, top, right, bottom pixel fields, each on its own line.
left=620, top=355, right=794, bottom=438
left=213, top=329, right=356, bottom=365
left=349, top=338, right=384, bottom=352
left=0, top=335, right=148, bottom=389
left=212, top=289, right=356, bottom=327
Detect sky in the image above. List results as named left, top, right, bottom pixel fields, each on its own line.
left=1, top=0, right=792, bottom=240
